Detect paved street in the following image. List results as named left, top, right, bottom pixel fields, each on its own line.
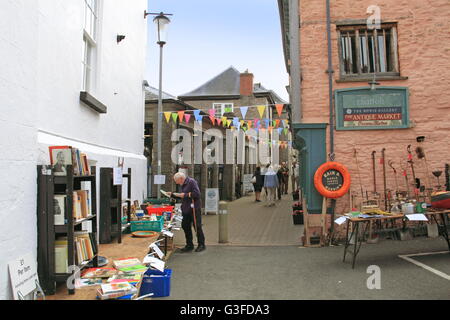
left=167, top=193, right=450, bottom=300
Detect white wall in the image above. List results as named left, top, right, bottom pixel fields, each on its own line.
left=0, top=0, right=148, bottom=299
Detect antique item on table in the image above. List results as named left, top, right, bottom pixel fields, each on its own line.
left=432, top=170, right=442, bottom=189
left=431, top=191, right=450, bottom=209
left=132, top=231, right=158, bottom=238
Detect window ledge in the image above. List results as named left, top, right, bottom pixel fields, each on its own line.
left=337, top=75, right=408, bottom=83
left=80, top=91, right=107, bottom=114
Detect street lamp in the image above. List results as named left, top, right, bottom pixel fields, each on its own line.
left=153, top=12, right=171, bottom=199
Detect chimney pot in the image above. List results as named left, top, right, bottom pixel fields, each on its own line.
left=240, top=71, right=254, bottom=96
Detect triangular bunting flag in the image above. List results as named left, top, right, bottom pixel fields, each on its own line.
left=275, top=119, right=280, bottom=128
left=209, top=109, right=215, bottom=118
left=209, top=116, right=216, bottom=125
left=240, top=106, right=248, bottom=119
left=217, top=118, right=222, bottom=126
left=283, top=128, right=289, bottom=135
left=178, top=111, right=185, bottom=123
left=172, top=113, right=179, bottom=123
left=196, top=115, right=204, bottom=124
left=257, top=105, right=266, bottom=118
left=193, top=110, right=201, bottom=122
left=277, top=128, right=283, bottom=135
left=184, top=113, right=191, bottom=124
left=276, top=104, right=284, bottom=117
left=164, top=112, right=171, bottom=123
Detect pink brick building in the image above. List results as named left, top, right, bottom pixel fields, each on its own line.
left=278, top=0, right=450, bottom=215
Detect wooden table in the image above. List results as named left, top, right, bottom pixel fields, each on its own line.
left=343, top=211, right=450, bottom=269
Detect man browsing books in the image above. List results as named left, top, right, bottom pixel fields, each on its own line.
left=167, top=172, right=206, bottom=253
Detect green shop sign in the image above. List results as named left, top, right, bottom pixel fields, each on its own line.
left=335, top=87, right=409, bottom=130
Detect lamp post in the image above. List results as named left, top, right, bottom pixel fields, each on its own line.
left=152, top=12, right=171, bottom=199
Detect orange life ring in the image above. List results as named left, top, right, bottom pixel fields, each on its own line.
left=314, top=162, right=351, bottom=199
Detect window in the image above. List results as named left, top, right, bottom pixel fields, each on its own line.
left=337, top=24, right=399, bottom=79
left=82, top=0, right=98, bottom=92
left=213, top=103, right=234, bottom=118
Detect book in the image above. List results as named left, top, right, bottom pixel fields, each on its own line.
left=54, top=246, right=68, bottom=273
left=77, top=190, right=89, bottom=218
left=101, top=282, right=133, bottom=295
left=53, top=195, right=66, bottom=225
left=107, top=273, right=143, bottom=283
left=119, top=265, right=148, bottom=274
left=96, top=287, right=137, bottom=300
left=73, top=192, right=82, bottom=220
left=113, top=258, right=142, bottom=270
left=81, top=268, right=118, bottom=279
left=75, top=278, right=103, bottom=289
left=71, top=148, right=80, bottom=176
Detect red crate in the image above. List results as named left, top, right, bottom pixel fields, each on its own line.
left=146, top=206, right=174, bottom=216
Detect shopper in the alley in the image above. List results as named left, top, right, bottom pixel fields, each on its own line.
left=168, top=172, right=206, bottom=253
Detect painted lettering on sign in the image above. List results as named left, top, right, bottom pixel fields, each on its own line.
left=321, top=170, right=344, bottom=192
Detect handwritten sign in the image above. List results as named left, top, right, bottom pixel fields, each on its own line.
left=113, top=167, right=123, bottom=186
left=8, top=252, right=39, bottom=300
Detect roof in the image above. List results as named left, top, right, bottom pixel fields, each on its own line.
left=179, top=66, right=241, bottom=98
left=178, top=66, right=287, bottom=104
left=145, top=86, right=177, bottom=101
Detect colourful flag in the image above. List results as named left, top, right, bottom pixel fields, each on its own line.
left=193, top=110, right=201, bottom=122
left=276, top=104, right=284, bottom=117
left=209, top=116, right=216, bottom=125
left=275, top=119, right=280, bottom=128
left=172, top=113, right=178, bottom=123
left=164, top=112, right=171, bottom=123
left=209, top=109, right=215, bottom=118
left=257, top=105, right=266, bottom=118
left=184, top=113, right=191, bottom=123
left=240, top=106, right=248, bottom=119
left=178, top=111, right=185, bottom=123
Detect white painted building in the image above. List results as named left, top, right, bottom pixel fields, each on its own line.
left=0, top=0, right=148, bottom=299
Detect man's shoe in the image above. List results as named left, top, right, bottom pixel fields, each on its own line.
left=179, top=246, right=194, bottom=253
left=195, top=245, right=206, bottom=252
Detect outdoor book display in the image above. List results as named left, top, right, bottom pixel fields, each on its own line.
left=37, top=162, right=98, bottom=295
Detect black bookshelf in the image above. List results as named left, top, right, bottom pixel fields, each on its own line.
left=37, top=165, right=98, bottom=295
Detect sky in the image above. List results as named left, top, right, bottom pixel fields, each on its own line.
left=145, top=0, right=289, bottom=102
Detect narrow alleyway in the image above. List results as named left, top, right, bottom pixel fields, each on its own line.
left=173, top=192, right=303, bottom=247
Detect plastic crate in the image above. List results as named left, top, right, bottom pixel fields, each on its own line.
left=145, top=198, right=172, bottom=205
left=130, top=216, right=164, bottom=232
left=139, top=269, right=172, bottom=298
left=146, top=206, right=174, bottom=216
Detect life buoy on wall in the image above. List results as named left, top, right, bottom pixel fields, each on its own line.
left=314, top=162, right=351, bottom=199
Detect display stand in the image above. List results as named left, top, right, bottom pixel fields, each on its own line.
left=37, top=165, right=98, bottom=295
left=99, top=168, right=122, bottom=244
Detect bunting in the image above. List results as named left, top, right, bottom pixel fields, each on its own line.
left=257, top=105, right=266, bottom=118
left=240, top=106, right=248, bottom=119
left=172, top=113, right=179, bottom=123
left=164, top=112, right=171, bottom=123
left=184, top=113, right=191, bottom=124
left=276, top=104, right=284, bottom=117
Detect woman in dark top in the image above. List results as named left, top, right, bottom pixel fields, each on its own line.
left=252, top=166, right=264, bottom=202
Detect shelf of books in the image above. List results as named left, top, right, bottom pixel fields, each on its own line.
left=37, top=150, right=99, bottom=295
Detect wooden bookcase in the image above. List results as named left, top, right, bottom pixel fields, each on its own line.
left=99, top=168, right=132, bottom=244
left=37, top=165, right=98, bottom=295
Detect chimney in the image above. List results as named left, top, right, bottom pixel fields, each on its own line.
left=240, top=70, right=254, bottom=96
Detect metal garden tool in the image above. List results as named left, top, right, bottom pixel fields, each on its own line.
left=407, top=145, right=419, bottom=200
left=371, top=151, right=377, bottom=194
left=353, top=147, right=364, bottom=198
left=381, top=148, right=388, bottom=211
left=388, top=160, right=399, bottom=197
left=432, top=170, right=442, bottom=190
left=400, top=160, right=410, bottom=198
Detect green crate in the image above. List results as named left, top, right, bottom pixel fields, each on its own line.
left=144, top=198, right=171, bottom=205
left=130, top=216, right=164, bottom=232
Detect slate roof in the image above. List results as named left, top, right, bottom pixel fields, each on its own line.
left=178, top=66, right=287, bottom=104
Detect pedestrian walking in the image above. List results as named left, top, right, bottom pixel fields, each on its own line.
left=168, top=172, right=206, bottom=253
left=292, top=161, right=299, bottom=191
left=276, top=165, right=283, bottom=200
left=281, top=162, right=290, bottom=194
left=263, top=166, right=279, bottom=207
left=252, top=166, right=264, bottom=202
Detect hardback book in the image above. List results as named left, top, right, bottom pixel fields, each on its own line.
left=113, top=258, right=142, bottom=270
left=53, top=195, right=66, bottom=225
left=75, top=278, right=103, bottom=289
left=81, top=268, right=118, bottom=279
left=76, top=190, right=89, bottom=218
left=73, top=192, right=82, bottom=220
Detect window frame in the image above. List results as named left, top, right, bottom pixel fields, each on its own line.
left=81, top=0, right=99, bottom=93
left=336, top=23, right=401, bottom=81
left=212, top=103, right=234, bottom=118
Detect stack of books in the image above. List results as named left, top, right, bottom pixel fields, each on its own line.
left=54, top=238, right=69, bottom=274
left=81, top=268, right=118, bottom=279
left=113, top=258, right=147, bottom=274
left=97, top=282, right=138, bottom=300
left=48, top=146, right=91, bottom=176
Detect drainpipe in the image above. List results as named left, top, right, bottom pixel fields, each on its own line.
left=325, top=0, right=336, bottom=239
left=289, top=0, right=301, bottom=123
left=326, top=0, right=334, bottom=161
